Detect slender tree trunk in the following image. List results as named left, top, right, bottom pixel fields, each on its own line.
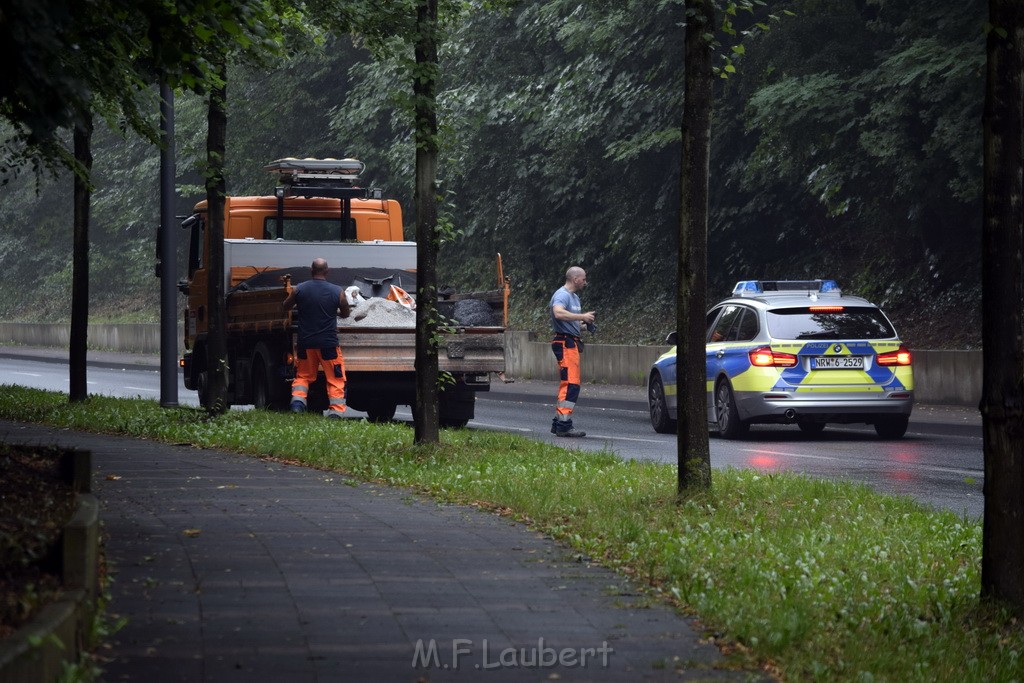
left=70, top=114, right=93, bottom=403
left=980, top=0, right=1024, bottom=609
left=413, top=0, right=440, bottom=445
left=205, top=58, right=229, bottom=415
left=677, top=0, right=715, bottom=493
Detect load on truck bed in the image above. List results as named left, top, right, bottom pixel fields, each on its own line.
left=177, top=157, right=508, bottom=427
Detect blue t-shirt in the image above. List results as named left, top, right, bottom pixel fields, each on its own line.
left=550, top=286, right=582, bottom=337
left=294, top=279, right=343, bottom=349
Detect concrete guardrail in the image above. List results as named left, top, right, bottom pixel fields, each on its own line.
left=0, top=322, right=982, bottom=407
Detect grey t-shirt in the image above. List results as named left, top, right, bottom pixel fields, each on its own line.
left=550, top=286, right=581, bottom=337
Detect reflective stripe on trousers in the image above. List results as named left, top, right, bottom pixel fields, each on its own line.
left=292, top=347, right=347, bottom=414
left=551, top=335, right=581, bottom=417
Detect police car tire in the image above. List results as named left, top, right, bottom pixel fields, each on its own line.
left=649, top=373, right=676, bottom=434
left=874, top=415, right=909, bottom=440
left=715, top=381, right=748, bottom=439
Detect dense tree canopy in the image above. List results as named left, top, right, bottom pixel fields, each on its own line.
left=0, top=0, right=986, bottom=348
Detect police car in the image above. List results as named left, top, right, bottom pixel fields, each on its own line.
left=648, top=280, right=913, bottom=439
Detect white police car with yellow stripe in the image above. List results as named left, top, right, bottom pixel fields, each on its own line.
left=648, top=280, right=913, bottom=439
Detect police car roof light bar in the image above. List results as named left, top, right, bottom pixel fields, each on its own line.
left=732, top=279, right=842, bottom=297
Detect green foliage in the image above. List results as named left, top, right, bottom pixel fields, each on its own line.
left=2, top=384, right=1022, bottom=681
left=0, top=0, right=987, bottom=349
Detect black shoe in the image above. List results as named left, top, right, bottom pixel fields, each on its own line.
left=553, top=418, right=584, bottom=438
left=290, top=401, right=305, bottom=414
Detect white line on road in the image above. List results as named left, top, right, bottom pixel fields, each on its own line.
left=741, top=448, right=839, bottom=462
left=11, top=372, right=41, bottom=378
left=471, top=422, right=532, bottom=432
left=741, top=448, right=981, bottom=477
left=586, top=434, right=664, bottom=444
left=124, top=386, right=157, bottom=393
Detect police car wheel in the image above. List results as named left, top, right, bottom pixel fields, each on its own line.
left=874, top=415, right=909, bottom=440
left=715, top=380, right=748, bottom=439
left=649, top=373, right=676, bottom=434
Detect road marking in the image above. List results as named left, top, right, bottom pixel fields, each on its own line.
left=585, top=434, right=664, bottom=444
left=471, top=422, right=532, bottom=432
left=741, top=448, right=839, bottom=461
left=124, top=386, right=157, bottom=393
left=11, top=372, right=41, bottom=378
left=741, top=448, right=981, bottom=477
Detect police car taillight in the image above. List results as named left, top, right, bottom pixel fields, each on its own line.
left=749, top=346, right=798, bottom=368
left=876, top=346, right=912, bottom=366
left=808, top=305, right=844, bottom=312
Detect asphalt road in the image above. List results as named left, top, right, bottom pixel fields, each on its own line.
left=0, top=347, right=985, bottom=519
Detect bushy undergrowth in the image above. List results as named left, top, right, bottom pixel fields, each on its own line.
left=0, top=386, right=1018, bottom=681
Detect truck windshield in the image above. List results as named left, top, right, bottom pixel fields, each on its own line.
left=263, top=217, right=352, bottom=241
left=766, top=307, right=896, bottom=340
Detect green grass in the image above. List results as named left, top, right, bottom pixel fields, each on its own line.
left=1, top=385, right=1020, bottom=681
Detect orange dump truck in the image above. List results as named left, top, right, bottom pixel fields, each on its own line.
left=178, top=158, right=508, bottom=426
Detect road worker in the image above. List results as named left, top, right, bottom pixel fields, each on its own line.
left=549, top=266, right=595, bottom=437
left=282, top=258, right=351, bottom=418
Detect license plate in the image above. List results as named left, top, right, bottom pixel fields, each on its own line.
left=813, top=356, right=864, bottom=369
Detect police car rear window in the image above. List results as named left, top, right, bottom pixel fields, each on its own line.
left=766, top=307, right=896, bottom=340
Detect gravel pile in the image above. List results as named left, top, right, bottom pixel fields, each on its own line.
left=341, top=298, right=416, bottom=328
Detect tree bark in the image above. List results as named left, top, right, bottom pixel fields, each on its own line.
left=677, top=0, right=715, bottom=493
left=205, top=58, right=229, bottom=415
left=980, top=0, right=1024, bottom=609
left=70, top=115, right=93, bottom=403
left=413, top=0, right=441, bottom=445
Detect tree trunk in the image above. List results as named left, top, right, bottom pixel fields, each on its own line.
left=980, top=0, right=1024, bottom=609
left=205, top=59, right=229, bottom=415
left=676, top=0, right=715, bottom=493
left=413, top=0, right=441, bottom=445
left=69, top=115, right=93, bottom=403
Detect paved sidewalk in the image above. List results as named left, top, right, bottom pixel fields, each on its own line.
left=0, top=420, right=762, bottom=682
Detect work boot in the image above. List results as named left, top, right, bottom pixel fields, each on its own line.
left=290, top=400, right=305, bottom=414
left=553, top=418, right=585, bottom=438
left=326, top=412, right=343, bottom=420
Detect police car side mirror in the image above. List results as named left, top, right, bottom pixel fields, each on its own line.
left=665, top=331, right=677, bottom=346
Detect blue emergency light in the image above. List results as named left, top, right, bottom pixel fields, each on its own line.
left=732, top=279, right=842, bottom=297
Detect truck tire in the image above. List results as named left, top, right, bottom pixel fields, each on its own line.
left=307, top=375, right=329, bottom=413
left=252, top=359, right=276, bottom=410
left=365, top=401, right=398, bottom=423
left=252, top=343, right=287, bottom=411
left=197, top=370, right=210, bottom=409
left=439, top=383, right=475, bottom=429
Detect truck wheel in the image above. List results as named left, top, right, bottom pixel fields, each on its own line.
left=252, top=359, right=276, bottom=410
left=197, top=370, right=210, bottom=409
left=307, top=375, right=329, bottom=413
left=366, top=402, right=397, bottom=423
left=440, top=417, right=470, bottom=429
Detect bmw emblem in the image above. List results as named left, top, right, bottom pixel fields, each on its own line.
left=833, top=344, right=843, bottom=353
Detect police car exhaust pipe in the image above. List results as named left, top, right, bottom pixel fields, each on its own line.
left=784, top=409, right=796, bottom=420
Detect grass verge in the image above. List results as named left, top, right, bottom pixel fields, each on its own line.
left=0, top=385, right=1019, bottom=681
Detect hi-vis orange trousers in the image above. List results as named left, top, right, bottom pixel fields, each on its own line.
left=551, top=333, right=581, bottom=417
left=291, top=347, right=346, bottom=415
